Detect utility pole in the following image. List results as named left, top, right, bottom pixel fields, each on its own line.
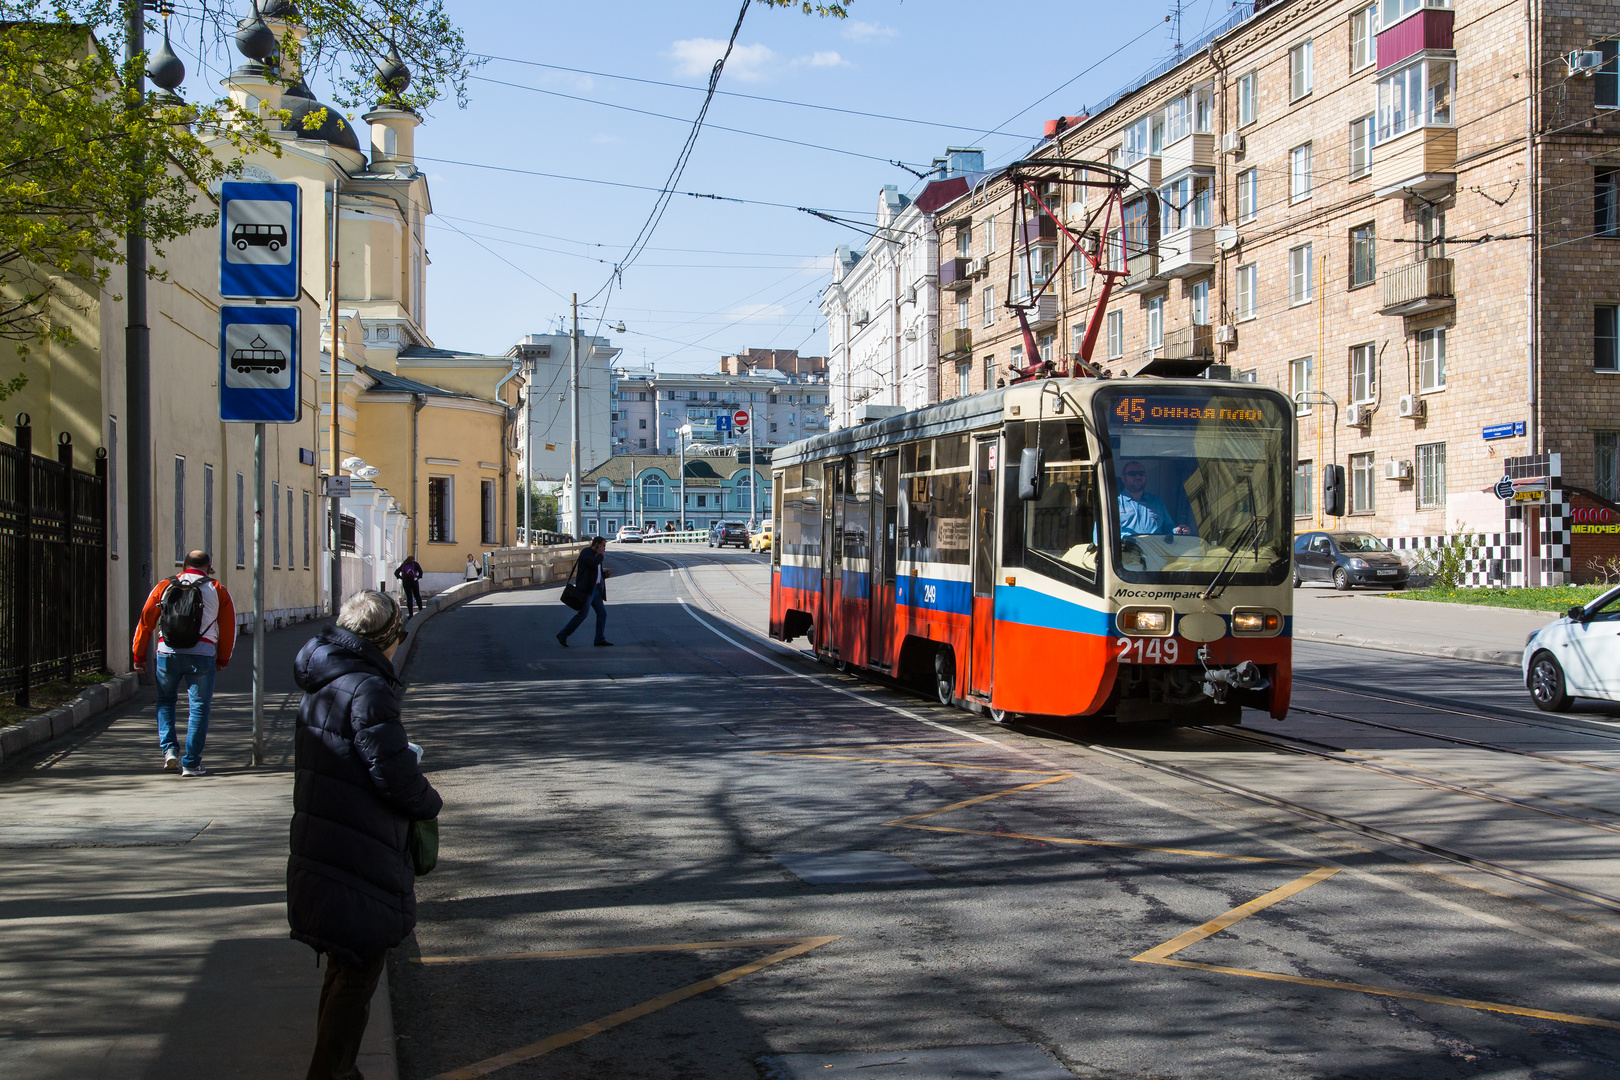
left=570, top=293, right=582, bottom=539
left=328, top=183, right=342, bottom=613
left=679, top=428, right=688, bottom=531
left=124, top=0, right=153, bottom=651
left=522, top=350, right=533, bottom=545
left=749, top=406, right=756, bottom=529
left=252, top=423, right=265, bottom=765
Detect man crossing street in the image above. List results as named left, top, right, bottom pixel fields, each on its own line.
left=132, top=550, right=235, bottom=776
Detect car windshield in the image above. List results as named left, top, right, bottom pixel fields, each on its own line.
left=1333, top=533, right=1387, bottom=552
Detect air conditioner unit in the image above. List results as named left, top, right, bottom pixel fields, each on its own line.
left=969, top=256, right=989, bottom=276
left=853, top=310, right=871, bottom=326
left=1220, top=131, right=1244, bottom=155
left=904, top=328, right=918, bottom=341
left=1345, top=403, right=1371, bottom=427
left=1398, top=394, right=1425, bottom=419
left=1214, top=324, right=1237, bottom=345
left=905, top=285, right=917, bottom=303
left=1384, top=459, right=1413, bottom=480
left=1570, top=49, right=1605, bottom=76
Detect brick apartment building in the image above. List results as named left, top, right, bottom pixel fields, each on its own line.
left=917, top=0, right=1620, bottom=581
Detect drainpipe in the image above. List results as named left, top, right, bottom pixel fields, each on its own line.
left=495, top=358, right=522, bottom=547
left=1524, top=0, right=1539, bottom=458
left=411, top=392, right=424, bottom=557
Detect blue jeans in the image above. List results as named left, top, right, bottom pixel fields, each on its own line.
left=155, top=653, right=217, bottom=769
left=560, top=585, right=608, bottom=644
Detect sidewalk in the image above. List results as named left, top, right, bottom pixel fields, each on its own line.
left=0, top=619, right=395, bottom=1080
left=1293, top=585, right=1560, bottom=666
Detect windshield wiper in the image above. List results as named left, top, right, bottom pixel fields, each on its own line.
left=1202, top=515, right=1262, bottom=601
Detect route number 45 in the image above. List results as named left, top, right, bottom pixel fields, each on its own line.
left=922, top=584, right=937, bottom=605
left=1115, top=636, right=1180, bottom=664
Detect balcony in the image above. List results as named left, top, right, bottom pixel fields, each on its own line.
left=1158, top=226, right=1215, bottom=278
left=941, top=327, right=972, bottom=358
left=1015, top=294, right=1059, bottom=329
left=1380, top=257, right=1454, bottom=316
left=1160, top=132, right=1215, bottom=178
left=1133, top=326, right=1215, bottom=378
left=1019, top=215, right=1058, bottom=247
left=1371, top=125, right=1456, bottom=200
left=939, top=257, right=972, bottom=292
left=1126, top=154, right=1161, bottom=190
left=1117, top=250, right=1162, bottom=295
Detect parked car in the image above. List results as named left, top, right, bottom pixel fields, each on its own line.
left=1523, top=584, right=1620, bottom=711
left=750, top=521, right=774, bottom=553
left=615, top=525, right=643, bottom=544
left=1293, top=531, right=1409, bottom=590
left=709, top=521, right=748, bottom=548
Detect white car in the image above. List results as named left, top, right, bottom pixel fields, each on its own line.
left=1523, top=584, right=1620, bottom=711
left=615, top=526, right=644, bottom=544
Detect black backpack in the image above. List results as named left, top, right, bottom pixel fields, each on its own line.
left=159, top=576, right=209, bottom=650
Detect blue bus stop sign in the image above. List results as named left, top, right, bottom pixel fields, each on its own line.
left=220, top=305, right=301, bottom=423
left=220, top=181, right=301, bottom=300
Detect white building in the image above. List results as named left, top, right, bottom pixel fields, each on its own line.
left=508, top=332, right=623, bottom=485
left=610, top=365, right=829, bottom=454
left=822, top=150, right=985, bottom=429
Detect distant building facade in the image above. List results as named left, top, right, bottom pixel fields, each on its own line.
left=577, top=454, right=771, bottom=536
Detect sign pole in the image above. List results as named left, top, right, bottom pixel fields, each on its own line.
left=329, top=184, right=342, bottom=614
left=749, top=409, right=756, bottom=528
left=252, top=422, right=265, bottom=766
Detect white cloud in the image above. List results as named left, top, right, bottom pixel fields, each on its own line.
left=591, top=133, right=622, bottom=145
left=842, top=20, right=898, bottom=43
left=668, top=38, right=778, bottom=83
left=797, top=51, right=850, bottom=69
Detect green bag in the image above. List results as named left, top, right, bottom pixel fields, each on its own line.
left=408, top=818, right=438, bottom=876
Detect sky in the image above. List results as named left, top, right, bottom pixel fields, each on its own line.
left=171, top=0, right=1242, bottom=372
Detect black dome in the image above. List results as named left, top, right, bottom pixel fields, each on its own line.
left=260, top=1, right=301, bottom=17
left=147, top=29, right=185, bottom=91
left=281, top=79, right=360, bottom=151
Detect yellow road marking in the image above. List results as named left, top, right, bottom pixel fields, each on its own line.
left=415, top=936, right=828, bottom=965
left=883, top=775, right=1074, bottom=824
left=427, top=936, right=840, bottom=1080
left=1133, top=867, right=1342, bottom=961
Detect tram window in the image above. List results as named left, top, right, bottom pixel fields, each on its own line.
left=1021, top=421, right=1101, bottom=589
left=847, top=457, right=871, bottom=565
left=772, top=472, right=784, bottom=568
left=935, top=434, right=969, bottom=470
left=780, top=465, right=822, bottom=559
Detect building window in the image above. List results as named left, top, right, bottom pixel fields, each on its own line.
left=1146, top=295, right=1164, bottom=350
left=1599, top=306, right=1619, bottom=371
left=1377, top=58, right=1455, bottom=142
left=955, top=361, right=970, bottom=397
left=1416, top=441, right=1447, bottom=509
left=1350, top=115, right=1375, bottom=179
left=1236, top=263, right=1257, bottom=321
left=1350, top=224, right=1376, bottom=288
left=1106, top=228, right=1125, bottom=272
left=1106, top=310, right=1124, bottom=359
left=1070, top=257, right=1087, bottom=291
left=638, top=438, right=647, bottom=448
left=202, top=464, right=214, bottom=559
left=1418, top=327, right=1446, bottom=390
left=1238, top=70, right=1258, bottom=126
left=696, top=494, right=707, bottom=508
left=428, top=476, right=452, bottom=542
left=1599, top=171, right=1620, bottom=237
left=1350, top=343, right=1377, bottom=403
left=983, top=354, right=996, bottom=388
left=1237, top=169, right=1259, bottom=223
left=1237, top=369, right=1258, bottom=382
left=1596, top=433, right=1619, bottom=501
left=303, top=491, right=310, bottom=569
left=982, top=286, right=995, bottom=327
left=639, top=391, right=648, bottom=401
left=1295, top=460, right=1314, bottom=517
left=1290, top=40, right=1314, bottom=101
left=481, top=479, right=497, bottom=544
left=1039, top=334, right=1054, bottom=363
left=1350, top=452, right=1376, bottom=514
left=1289, top=243, right=1315, bottom=305
left=986, top=215, right=996, bottom=252
left=271, top=481, right=280, bottom=569
left=287, top=488, right=295, bottom=569
left=1191, top=279, right=1209, bottom=326
left=1291, top=357, right=1314, bottom=415
left=957, top=295, right=970, bottom=329
left=1380, top=0, right=1451, bottom=28
left=1290, top=144, right=1313, bottom=203
left=709, top=391, right=718, bottom=400
left=1195, top=84, right=1214, bottom=132
left=770, top=422, right=778, bottom=432
left=173, top=456, right=185, bottom=564
left=236, top=472, right=245, bottom=569
left=956, top=225, right=971, bottom=257
left=1351, top=5, right=1378, bottom=70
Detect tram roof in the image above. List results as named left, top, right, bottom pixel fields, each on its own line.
left=771, top=386, right=1015, bottom=468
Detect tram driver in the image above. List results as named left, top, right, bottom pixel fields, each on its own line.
left=1116, top=460, right=1191, bottom=538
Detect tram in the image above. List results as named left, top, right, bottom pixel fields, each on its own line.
left=768, top=377, right=1296, bottom=725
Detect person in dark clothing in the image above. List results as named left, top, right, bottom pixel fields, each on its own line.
left=393, top=556, right=424, bottom=616
left=556, top=536, right=612, bottom=647
left=289, top=590, right=441, bottom=1080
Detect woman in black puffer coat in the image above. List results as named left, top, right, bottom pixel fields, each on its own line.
left=289, top=590, right=441, bottom=1080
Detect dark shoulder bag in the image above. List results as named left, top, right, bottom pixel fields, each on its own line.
left=408, top=818, right=438, bottom=875
left=559, top=554, right=588, bottom=611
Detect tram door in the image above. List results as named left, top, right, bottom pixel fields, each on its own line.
left=869, top=455, right=899, bottom=671
left=819, top=461, right=845, bottom=656
left=968, top=437, right=999, bottom=698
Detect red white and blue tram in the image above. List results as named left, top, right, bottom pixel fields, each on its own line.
left=768, top=377, right=1297, bottom=725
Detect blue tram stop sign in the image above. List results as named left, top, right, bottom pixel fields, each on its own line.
left=220, top=305, right=301, bottom=423
left=220, top=181, right=301, bottom=301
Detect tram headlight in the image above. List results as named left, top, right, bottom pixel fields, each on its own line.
left=1118, top=607, right=1171, bottom=634
left=1230, top=608, right=1282, bottom=636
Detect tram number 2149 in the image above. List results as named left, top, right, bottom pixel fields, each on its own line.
left=1114, top=636, right=1181, bottom=664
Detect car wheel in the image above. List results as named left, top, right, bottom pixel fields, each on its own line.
left=1333, top=567, right=1351, bottom=591
left=934, top=649, right=955, bottom=707
left=1528, top=652, right=1573, bottom=712
left=1293, top=569, right=1302, bottom=589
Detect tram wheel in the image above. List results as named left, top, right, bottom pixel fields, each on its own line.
left=989, top=707, right=1016, bottom=725
left=934, top=649, right=955, bottom=707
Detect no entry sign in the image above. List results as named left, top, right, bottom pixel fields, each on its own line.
left=734, top=409, right=750, bottom=430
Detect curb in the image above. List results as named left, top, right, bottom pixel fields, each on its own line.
left=397, top=576, right=500, bottom=679
left=1293, top=629, right=1520, bottom=668
left=0, top=672, right=140, bottom=768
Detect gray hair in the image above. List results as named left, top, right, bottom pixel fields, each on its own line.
left=338, top=590, right=404, bottom=647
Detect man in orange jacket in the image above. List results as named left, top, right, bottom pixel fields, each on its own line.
left=132, top=550, right=236, bottom=776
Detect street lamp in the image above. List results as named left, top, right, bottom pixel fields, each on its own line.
left=1293, top=389, right=1339, bottom=527
left=678, top=424, right=692, bottom=531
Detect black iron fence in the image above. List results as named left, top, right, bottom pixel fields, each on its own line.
left=0, top=416, right=107, bottom=707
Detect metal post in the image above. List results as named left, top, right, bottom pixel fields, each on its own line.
left=14, top=416, right=32, bottom=708
left=749, top=408, right=756, bottom=529
left=58, top=433, right=74, bottom=684
left=569, top=295, right=582, bottom=539
left=679, top=432, right=687, bottom=532
left=328, top=182, right=342, bottom=613
left=522, top=352, right=533, bottom=545
left=125, top=1, right=153, bottom=657
left=252, top=423, right=265, bottom=766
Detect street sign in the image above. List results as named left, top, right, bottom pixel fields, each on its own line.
left=734, top=409, right=749, bottom=430
left=1483, top=421, right=1527, bottom=441
left=324, top=474, right=351, bottom=498
left=715, top=414, right=733, bottom=433
left=220, top=305, right=301, bottom=423
left=219, top=181, right=301, bottom=301
left=1493, top=475, right=1515, bottom=500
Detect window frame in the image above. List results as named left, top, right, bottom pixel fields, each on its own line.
left=1238, top=70, right=1259, bottom=127
left=1191, top=279, right=1210, bottom=326
left=1290, top=143, right=1313, bottom=203
left=1350, top=223, right=1377, bottom=289
left=1415, top=441, right=1447, bottom=510
left=1146, top=295, right=1164, bottom=350
left=1106, top=309, right=1124, bottom=360
left=1351, top=5, right=1378, bottom=72
left=1596, top=432, right=1620, bottom=501
left=1237, top=168, right=1259, bottom=223
left=1290, top=356, right=1315, bottom=416
left=1350, top=451, right=1376, bottom=515
left=1349, top=115, right=1375, bottom=179
left=1289, top=243, right=1315, bottom=306
left=1289, top=39, right=1315, bottom=102
left=1236, top=262, right=1258, bottom=321
left=1295, top=460, right=1315, bottom=518
left=1598, top=170, right=1619, bottom=238
left=1597, top=305, right=1619, bottom=372
left=1350, top=342, right=1377, bottom=404
left=1418, top=326, right=1447, bottom=392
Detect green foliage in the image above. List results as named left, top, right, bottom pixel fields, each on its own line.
left=1405, top=527, right=1480, bottom=590
left=1383, top=584, right=1608, bottom=611
left=759, top=0, right=853, bottom=15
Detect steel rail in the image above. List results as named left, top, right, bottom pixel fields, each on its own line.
left=1288, top=705, right=1620, bottom=775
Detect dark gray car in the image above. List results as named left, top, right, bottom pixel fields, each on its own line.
left=1293, top=531, right=1410, bottom=590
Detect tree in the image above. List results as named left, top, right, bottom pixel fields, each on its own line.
left=0, top=0, right=477, bottom=400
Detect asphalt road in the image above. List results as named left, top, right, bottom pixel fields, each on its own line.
left=391, top=547, right=1620, bottom=1080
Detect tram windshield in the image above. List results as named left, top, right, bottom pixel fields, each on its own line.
left=1098, top=387, right=1292, bottom=585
